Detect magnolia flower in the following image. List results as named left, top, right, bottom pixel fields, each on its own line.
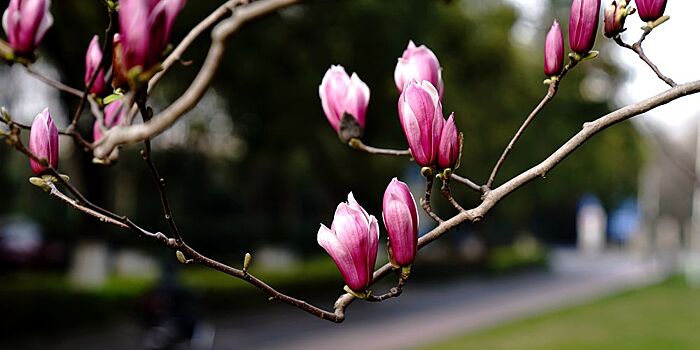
left=544, top=20, right=564, bottom=76
left=318, top=65, right=370, bottom=142
left=93, top=99, right=125, bottom=142
left=398, top=80, right=444, bottom=168
left=317, top=193, right=379, bottom=293
left=118, top=0, right=186, bottom=72
left=84, top=35, right=107, bottom=95
left=437, top=113, right=460, bottom=170
left=2, top=0, right=53, bottom=55
left=604, top=1, right=634, bottom=38
left=29, top=108, right=58, bottom=175
left=569, top=0, right=601, bottom=54
left=394, top=40, right=444, bottom=96
left=383, top=178, right=418, bottom=267
left=636, top=0, right=667, bottom=22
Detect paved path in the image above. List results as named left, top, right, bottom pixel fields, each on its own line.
left=8, top=250, right=667, bottom=350
left=214, top=250, right=666, bottom=350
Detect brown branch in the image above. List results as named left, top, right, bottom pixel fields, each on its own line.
left=613, top=30, right=676, bottom=88
left=23, top=65, right=83, bottom=97
left=440, top=176, right=466, bottom=213
left=137, top=95, right=183, bottom=242
left=52, top=182, right=344, bottom=322
left=450, top=174, right=483, bottom=193
left=93, top=0, right=299, bottom=159
left=6, top=79, right=700, bottom=324
left=348, top=138, right=411, bottom=157
left=420, top=175, right=443, bottom=223
left=486, top=57, right=579, bottom=189
left=365, top=271, right=408, bottom=302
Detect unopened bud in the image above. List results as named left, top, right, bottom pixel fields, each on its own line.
left=243, top=252, right=252, bottom=271
left=176, top=250, right=186, bottom=264
left=569, top=0, right=601, bottom=54
left=544, top=20, right=564, bottom=76
left=636, top=0, right=667, bottom=22
left=604, top=1, right=632, bottom=38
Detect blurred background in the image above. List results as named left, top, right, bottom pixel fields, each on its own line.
left=1, top=0, right=699, bottom=349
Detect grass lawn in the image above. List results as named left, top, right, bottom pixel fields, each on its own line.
left=424, top=276, right=700, bottom=350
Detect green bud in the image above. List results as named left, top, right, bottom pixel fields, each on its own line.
left=243, top=252, right=252, bottom=271
left=176, top=250, right=186, bottom=264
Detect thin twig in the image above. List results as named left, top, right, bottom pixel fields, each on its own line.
left=23, top=65, right=83, bottom=97
left=366, top=272, right=408, bottom=302
left=137, top=94, right=183, bottom=242
left=348, top=138, right=411, bottom=157
left=420, top=175, right=443, bottom=223
left=440, top=176, right=466, bottom=212
left=486, top=57, right=579, bottom=189
left=450, top=173, right=483, bottom=193
left=613, top=30, right=677, bottom=88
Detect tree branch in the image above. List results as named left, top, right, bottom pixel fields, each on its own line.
left=23, top=64, right=83, bottom=97
left=486, top=57, right=579, bottom=189
left=93, top=0, right=299, bottom=159
left=613, top=29, right=677, bottom=88
left=348, top=138, right=411, bottom=156
left=420, top=175, right=443, bottom=223
left=450, top=173, right=483, bottom=193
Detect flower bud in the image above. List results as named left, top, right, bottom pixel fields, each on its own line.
left=29, top=108, right=58, bottom=175
left=2, top=0, right=53, bottom=55
left=569, top=0, right=601, bottom=55
left=319, top=65, right=370, bottom=142
left=398, top=80, right=444, bottom=168
left=438, top=113, right=460, bottom=170
left=636, top=0, right=667, bottom=22
left=93, top=99, right=125, bottom=142
left=604, top=1, right=634, bottom=38
left=317, top=193, right=379, bottom=293
left=111, top=34, right=129, bottom=90
left=85, top=35, right=107, bottom=95
left=118, top=0, right=186, bottom=73
left=394, top=41, right=444, bottom=96
left=383, top=178, right=418, bottom=267
left=544, top=20, right=564, bottom=76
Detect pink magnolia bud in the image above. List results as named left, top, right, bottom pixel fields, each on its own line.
left=317, top=193, right=379, bottom=293
left=383, top=178, right=418, bottom=267
left=2, top=0, right=53, bottom=55
left=93, top=99, right=125, bottom=142
left=636, top=0, right=667, bottom=22
left=437, top=113, right=460, bottom=170
left=319, top=65, right=370, bottom=142
left=604, top=1, right=632, bottom=38
left=544, top=20, right=564, bottom=76
left=85, top=35, right=107, bottom=95
left=394, top=41, right=444, bottom=96
left=29, top=108, right=58, bottom=175
left=398, top=80, right=444, bottom=168
left=118, top=0, right=185, bottom=72
left=569, top=0, right=601, bottom=55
